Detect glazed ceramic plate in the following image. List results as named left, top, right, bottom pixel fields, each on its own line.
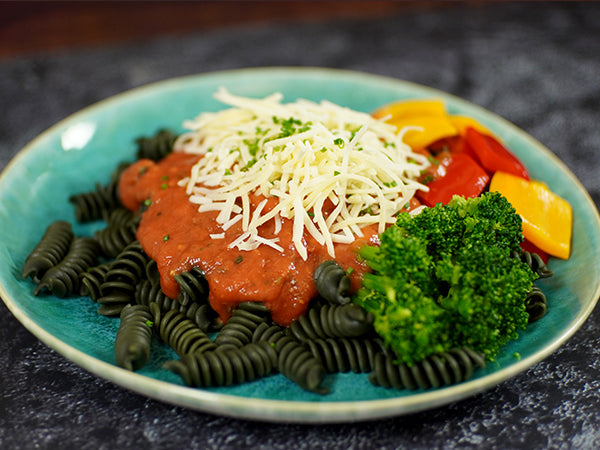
left=1, top=67, right=599, bottom=423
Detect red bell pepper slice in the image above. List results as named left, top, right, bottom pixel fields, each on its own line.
left=416, top=151, right=490, bottom=206
left=464, top=127, right=529, bottom=180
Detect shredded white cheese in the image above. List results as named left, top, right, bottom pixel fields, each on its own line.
left=175, top=87, right=430, bottom=260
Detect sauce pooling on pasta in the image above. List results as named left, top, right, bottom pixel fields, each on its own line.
left=119, top=152, right=378, bottom=326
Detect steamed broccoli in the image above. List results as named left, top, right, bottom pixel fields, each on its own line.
left=353, top=192, right=537, bottom=365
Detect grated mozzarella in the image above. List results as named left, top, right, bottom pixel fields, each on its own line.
left=175, top=87, right=430, bottom=259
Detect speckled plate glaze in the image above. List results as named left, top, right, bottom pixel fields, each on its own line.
left=1, top=67, right=599, bottom=423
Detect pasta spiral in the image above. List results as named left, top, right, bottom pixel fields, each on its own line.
left=369, top=347, right=486, bottom=390
left=252, top=321, right=285, bottom=345
left=250, top=321, right=328, bottom=394
left=214, top=302, right=271, bottom=351
left=287, top=302, right=374, bottom=342
left=174, top=267, right=209, bottom=306
left=313, top=260, right=351, bottom=305
left=93, top=208, right=140, bottom=259
left=150, top=303, right=217, bottom=356
left=79, top=262, right=112, bottom=301
left=273, top=334, right=328, bottom=394
left=512, top=250, right=554, bottom=279
left=306, top=337, right=387, bottom=374
left=135, top=279, right=218, bottom=332
left=68, top=162, right=128, bottom=223
left=163, top=341, right=277, bottom=388
left=34, top=237, right=100, bottom=297
left=144, top=259, right=161, bottom=286
left=97, top=241, right=150, bottom=316
left=135, top=278, right=172, bottom=306
left=22, top=220, right=74, bottom=281
left=135, top=129, right=177, bottom=161
left=525, top=285, right=547, bottom=323
left=114, top=304, right=154, bottom=371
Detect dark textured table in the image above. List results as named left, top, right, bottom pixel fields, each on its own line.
left=2, top=3, right=600, bottom=449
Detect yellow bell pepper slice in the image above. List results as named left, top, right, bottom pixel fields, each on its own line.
left=489, top=171, right=573, bottom=259
left=372, top=99, right=448, bottom=120
left=388, top=115, right=458, bottom=149
left=372, top=99, right=458, bottom=148
left=372, top=99, right=504, bottom=150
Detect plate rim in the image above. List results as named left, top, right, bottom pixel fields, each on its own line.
left=2, top=66, right=600, bottom=423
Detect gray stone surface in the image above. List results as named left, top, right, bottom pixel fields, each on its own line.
left=1, top=3, right=600, bottom=449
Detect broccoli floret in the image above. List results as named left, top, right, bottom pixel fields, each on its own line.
left=353, top=192, right=537, bottom=365
left=436, top=245, right=533, bottom=359
left=394, top=191, right=524, bottom=256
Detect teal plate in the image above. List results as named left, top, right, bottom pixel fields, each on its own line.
left=1, top=67, right=599, bottom=423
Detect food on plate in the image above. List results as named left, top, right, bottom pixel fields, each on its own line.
left=21, top=90, right=569, bottom=394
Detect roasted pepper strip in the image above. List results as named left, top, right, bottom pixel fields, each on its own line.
left=489, top=171, right=572, bottom=259
left=417, top=151, right=490, bottom=206
left=464, top=127, right=530, bottom=180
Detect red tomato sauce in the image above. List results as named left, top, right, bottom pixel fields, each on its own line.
left=118, top=152, right=378, bottom=326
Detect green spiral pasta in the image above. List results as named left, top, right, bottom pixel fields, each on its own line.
left=34, top=237, right=100, bottom=297
left=288, top=302, right=374, bottom=342
left=97, top=241, right=150, bottom=316
left=93, top=208, right=140, bottom=259
left=135, top=129, right=177, bottom=161
left=214, top=302, right=271, bottom=351
left=69, top=162, right=128, bottom=223
left=512, top=250, right=554, bottom=279
left=185, top=303, right=221, bottom=333
left=313, top=260, right=351, bottom=305
left=252, top=321, right=285, bottom=345
left=22, top=220, right=74, bottom=282
left=525, top=285, right=547, bottom=323
left=114, top=304, right=154, bottom=371
left=135, top=279, right=219, bottom=332
left=135, top=278, right=175, bottom=307
left=306, top=337, right=387, bottom=374
left=144, top=259, right=161, bottom=286
left=274, top=334, right=328, bottom=394
left=79, top=262, right=112, bottom=301
left=250, top=321, right=328, bottom=394
left=150, top=303, right=217, bottom=356
left=369, top=347, right=486, bottom=390
left=174, top=267, right=209, bottom=306
left=164, top=341, right=277, bottom=388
